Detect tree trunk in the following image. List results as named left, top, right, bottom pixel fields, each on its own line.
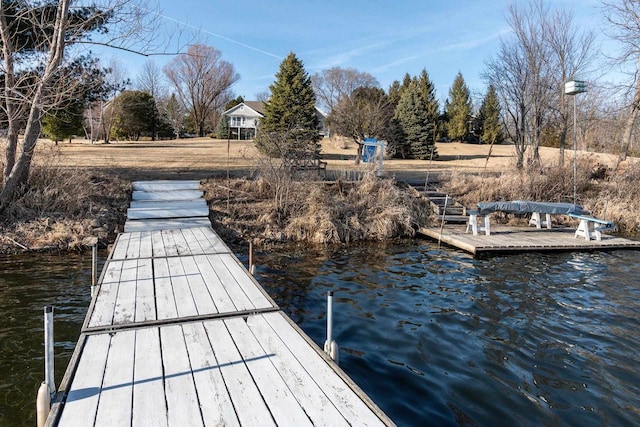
left=0, top=0, right=70, bottom=211
left=619, top=59, right=640, bottom=164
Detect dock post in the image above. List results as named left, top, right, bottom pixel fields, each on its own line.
left=37, top=306, right=54, bottom=426
left=324, top=291, right=339, bottom=364
left=249, top=241, right=255, bottom=275
left=45, top=306, right=55, bottom=397
left=91, top=243, right=97, bottom=297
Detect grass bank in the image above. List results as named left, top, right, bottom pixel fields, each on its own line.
left=440, top=158, right=640, bottom=235
left=0, top=164, right=129, bottom=254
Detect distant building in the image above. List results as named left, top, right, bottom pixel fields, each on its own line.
left=222, top=101, right=329, bottom=140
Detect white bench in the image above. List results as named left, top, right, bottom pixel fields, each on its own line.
left=528, top=212, right=552, bottom=229
left=568, top=214, right=616, bottom=241
left=466, top=210, right=491, bottom=236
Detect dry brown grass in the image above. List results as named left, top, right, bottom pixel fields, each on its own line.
left=441, top=157, right=640, bottom=234
left=203, top=173, right=431, bottom=245
left=0, top=154, right=130, bottom=253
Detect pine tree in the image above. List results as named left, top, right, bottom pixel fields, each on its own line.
left=216, top=115, right=230, bottom=139
left=415, top=69, right=440, bottom=124
left=394, top=83, right=437, bottom=159
left=42, top=101, right=84, bottom=143
left=256, top=52, right=319, bottom=156
left=478, top=84, right=503, bottom=144
left=446, top=72, right=472, bottom=141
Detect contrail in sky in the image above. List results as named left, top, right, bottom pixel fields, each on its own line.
left=149, top=9, right=282, bottom=59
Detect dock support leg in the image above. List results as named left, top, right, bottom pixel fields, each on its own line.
left=91, top=243, right=97, bottom=297
left=37, top=306, right=54, bottom=427
left=324, top=291, right=339, bottom=364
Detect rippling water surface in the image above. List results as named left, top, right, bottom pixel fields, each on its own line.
left=255, top=243, right=640, bottom=426
left=1, top=243, right=639, bottom=426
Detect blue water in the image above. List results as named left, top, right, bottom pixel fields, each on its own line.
left=254, top=243, right=640, bottom=426
left=1, top=243, right=639, bottom=426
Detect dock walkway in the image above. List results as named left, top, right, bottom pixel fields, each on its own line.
left=419, top=225, right=640, bottom=256
left=47, top=181, right=393, bottom=426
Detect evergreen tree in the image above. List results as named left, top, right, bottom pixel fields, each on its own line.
left=387, top=80, right=402, bottom=107
left=478, top=84, right=503, bottom=144
left=216, top=115, right=230, bottom=139
left=394, top=83, right=437, bottom=159
left=415, top=69, right=440, bottom=124
left=256, top=52, right=319, bottom=156
left=111, top=90, right=156, bottom=140
left=445, top=72, right=472, bottom=141
left=42, top=101, right=84, bottom=143
left=225, top=95, right=244, bottom=111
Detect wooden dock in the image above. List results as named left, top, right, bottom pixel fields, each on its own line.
left=419, top=225, right=640, bottom=256
left=46, top=181, right=393, bottom=426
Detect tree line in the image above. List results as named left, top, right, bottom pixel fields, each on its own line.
left=3, top=0, right=640, bottom=212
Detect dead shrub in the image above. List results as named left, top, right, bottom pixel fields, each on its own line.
left=0, top=159, right=130, bottom=253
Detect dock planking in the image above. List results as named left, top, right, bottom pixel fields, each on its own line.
left=47, top=181, right=394, bottom=426
left=419, top=225, right=640, bottom=256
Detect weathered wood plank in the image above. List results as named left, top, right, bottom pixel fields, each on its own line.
left=166, top=256, right=198, bottom=318
left=132, top=328, right=168, bottom=427
left=132, top=180, right=201, bottom=191
left=93, top=331, right=135, bottom=426
left=161, top=229, right=179, bottom=257
left=111, top=233, right=130, bottom=261
left=225, top=317, right=313, bottom=426
left=151, top=230, right=166, bottom=258
left=132, top=189, right=204, bottom=201
left=179, top=255, right=218, bottom=315
left=138, top=231, right=153, bottom=259
left=135, top=258, right=156, bottom=323
left=202, top=255, right=253, bottom=311
left=190, top=226, right=230, bottom=254
left=124, top=218, right=211, bottom=233
left=126, top=232, right=141, bottom=259
left=127, top=206, right=209, bottom=220
left=202, top=320, right=275, bottom=426
left=219, top=254, right=274, bottom=309
left=129, top=199, right=207, bottom=210
left=111, top=259, right=138, bottom=325
left=191, top=254, right=237, bottom=313
left=88, top=262, right=122, bottom=328
left=264, top=312, right=388, bottom=426
left=246, top=314, right=348, bottom=426
left=181, top=322, right=240, bottom=426
left=160, top=325, right=204, bottom=427
left=153, top=257, right=179, bottom=321
left=57, top=334, right=111, bottom=426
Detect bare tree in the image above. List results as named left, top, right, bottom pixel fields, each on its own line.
left=546, top=6, right=596, bottom=165
left=163, top=44, right=239, bottom=137
left=604, top=0, right=640, bottom=163
left=485, top=0, right=594, bottom=169
left=328, top=86, right=394, bottom=164
left=135, top=59, right=165, bottom=140
left=485, top=37, right=531, bottom=168
left=0, top=0, right=161, bottom=210
left=84, top=58, right=129, bottom=143
left=136, top=58, right=165, bottom=98
left=311, top=67, right=379, bottom=113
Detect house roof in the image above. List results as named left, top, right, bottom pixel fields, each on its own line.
left=223, top=101, right=265, bottom=118
left=244, top=101, right=266, bottom=115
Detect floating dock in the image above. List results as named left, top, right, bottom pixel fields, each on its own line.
left=46, top=181, right=393, bottom=426
left=419, top=225, right=640, bottom=256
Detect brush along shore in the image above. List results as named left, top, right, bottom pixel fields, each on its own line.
left=1, top=137, right=638, bottom=253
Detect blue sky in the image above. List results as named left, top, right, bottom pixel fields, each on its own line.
left=108, top=0, right=606, bottom=105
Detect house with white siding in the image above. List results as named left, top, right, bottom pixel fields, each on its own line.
left=222, top=101, right=329, bottom=140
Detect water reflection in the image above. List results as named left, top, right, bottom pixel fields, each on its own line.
left=0, top=252, right=99, bottom=426
left=254, top=243, right=640, bottom=426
